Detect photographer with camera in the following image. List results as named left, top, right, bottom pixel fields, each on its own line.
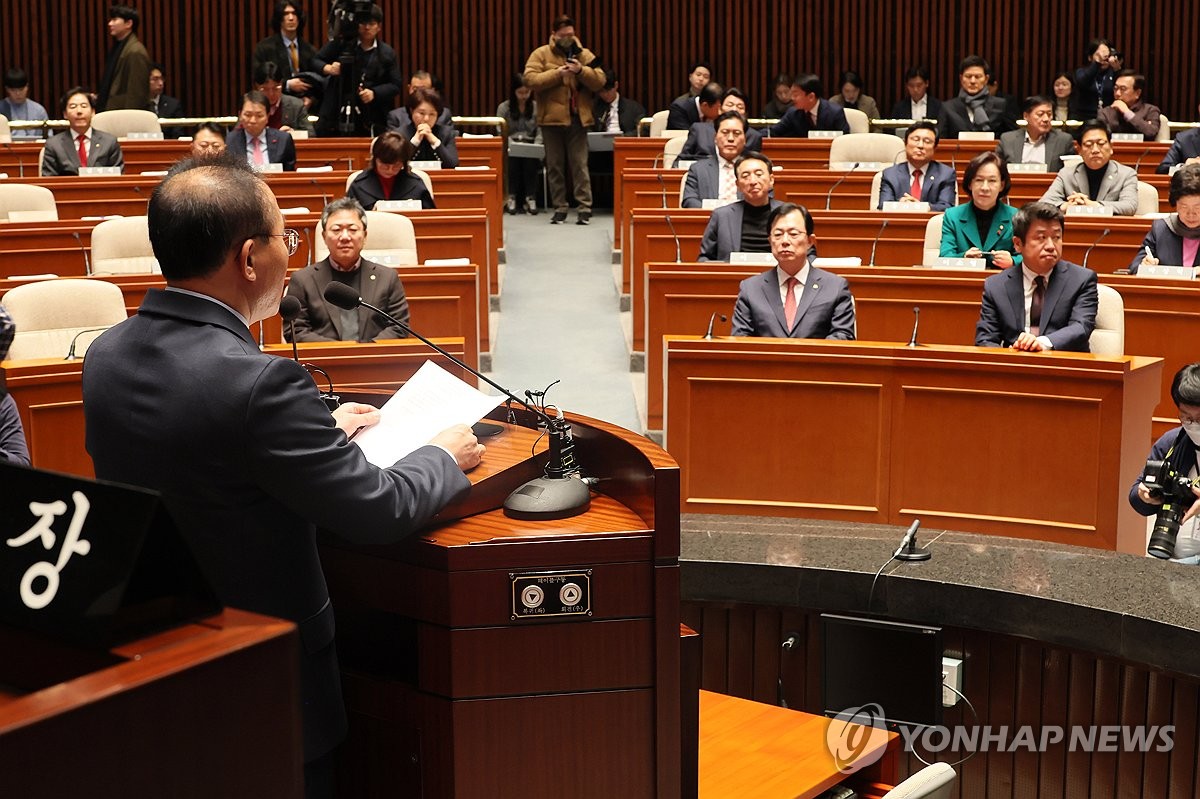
left=313, top=2, right=401, bottom=137
left=1130, top=363, right=1200, bottom=562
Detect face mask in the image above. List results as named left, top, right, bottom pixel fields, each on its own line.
left=556, top=37, right=575, bottom=53
left=1184, top=421, right=1200, bottom=446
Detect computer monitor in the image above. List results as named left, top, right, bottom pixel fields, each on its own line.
left=821, top=613, right=943, bottom=727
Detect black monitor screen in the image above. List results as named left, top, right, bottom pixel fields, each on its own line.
left=821, top=613, right=943, bottom=727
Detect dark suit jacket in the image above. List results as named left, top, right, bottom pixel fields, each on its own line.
left=225, top=127, right=297, bottom=171
left=975, top=260, right=1098, bottom=351
left=272, top=94, right=314, bottom=134
left=592, top=95, right=646, bottom=136
left=383, top=115, right=459, bottom=167
left=41, top=129, right=124, bottom=176
left=104, top=33, right=151, bottom=111
left=889, top=96, right=943, bottom=120
left=1072, top=61, right=1115, bottom=119
left=939, top=201, right=1021, bottom=265
left=937, top=96, right=1016, bottom=139
left=731, top=266, right=856, bottom=339
left=877, top=160, right=956, bottom=211
left=996, top=129, right=1075, bottom=173
left=82, top=288, right=470, bottom=760
left=1097, top=101, right=1162, bottom=141
left=285, top=258, right=409, bottom=341
left=346, top=169, right=435, bottom=210
left=253, top=34, right=320, bottom=90
left=698, top=199, right=783, bottom=261
left=682, top=158, right=731, bottom=208
left=768, top=100, right=850, bottom=137
left=1129, top=218, right=1200, bottom=272
left=666, top=96, right=701, bottom=130
left=1157, top=128, right=1200, bottom=174
left=314, top=39, right=403, bottom=136
left=677, top=121, right=763, bottom=163
left=151, top=94, right=185, bottom=138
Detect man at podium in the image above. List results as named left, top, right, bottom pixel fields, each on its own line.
left=81, top=159, right=484, bottom=797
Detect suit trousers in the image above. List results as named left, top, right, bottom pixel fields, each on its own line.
left=541, top=117, right=591, bottom=212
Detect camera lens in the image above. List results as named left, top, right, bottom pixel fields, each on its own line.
left=1148, top=502, right=1184, bottom=559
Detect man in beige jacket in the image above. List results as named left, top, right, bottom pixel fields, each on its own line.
left=523, top=14, right=605, bottom=225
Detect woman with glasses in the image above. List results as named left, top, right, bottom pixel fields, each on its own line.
left=940, top=151, right=1020, bottom=269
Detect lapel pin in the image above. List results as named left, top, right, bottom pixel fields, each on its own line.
left=369, top=274, right=376, bottom=280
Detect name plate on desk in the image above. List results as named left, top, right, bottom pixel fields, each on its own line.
left=78, top=166, right=121, bottom=177
left=830, top=161, right=890, bottom=171
left=254, top=162, right=284, bottom=173
left=410, top=160, right=442, bottom=171
left=125, top=131, right=164, bottom=140
left=1066, top=205, right=1114, bottom=216
left=933, top=257, right=987, bottom=270
left=730, top=251, right=777, bottom=265
left=1007, top=162, right=1048, bottom=173
left=808, top=130, right=843, bottom=139
left=701, top=198, right=736, bottom=210
left=881, top=201, right=930, bottom=212
left=1137, top=264, right=1195, bottom=280
left=675, top=160, right=696, bottom=170
left=375, top=199, right=423, bottom=212
left=1111, top=132, right=1145, bottom=143
left=958, top=131, right=996, bottom=141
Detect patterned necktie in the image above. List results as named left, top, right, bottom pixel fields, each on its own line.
left=910, top=169, right=922, bottom=200
left=1030, top=276, right=1045, bottom=336
left=77, top=134, right=87, bottom=167
left=719, top=162, right=736, bottom=201
left=289, top=41, right=300, bottom=73
left=784, top=277, right=799, bottom=330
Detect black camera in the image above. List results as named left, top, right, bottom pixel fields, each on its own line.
left=328, top=0, right=374, bottom=43
left=1142, top=458, right=1196, bottom=558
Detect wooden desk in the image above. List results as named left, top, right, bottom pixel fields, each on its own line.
left=698, top=690, right=897, bottom=799
left=1, top=338, right=467, bottom=478
left=664, top=337, right=1160, bottom=552
left=0, top=608, right=302, bottom=797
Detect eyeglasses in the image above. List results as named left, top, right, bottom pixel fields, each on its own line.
left=261, top=229, right=300, bottom=256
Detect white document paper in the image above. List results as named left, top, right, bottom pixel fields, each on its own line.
left=352, top=360, right=504, bottom=467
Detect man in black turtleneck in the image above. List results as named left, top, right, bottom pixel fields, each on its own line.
left=936, top=55, right=1016, bottom=139
left=1040, top=119, right=1139, bottom=216
left=698, top=152, right=783, bottom=262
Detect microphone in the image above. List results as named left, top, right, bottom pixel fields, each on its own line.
left=906, top=306, right=920, bottom=347
left=894, top=519, right=931, bottom=561
left=825, top=162, right=858, bottom=210
left=1081, top=227, right=1111, bottom=271
left=664, top=214, right=682, bottom=262
left=64, top=326, right=113, bottom=360
left=309, top=177, right=330, bottom=208
left=322, top=281, right=592, bottom=519
left=2, top=141, right=25, bottom=177
left=278, top=294, right=339, bottom=409
left=652, top=152, right=668, bottom=208
left=703, top=312, right=727, bottom=339
left=71, top=231, right=92, bottom=276
left=1133, top=147, right=1153, bottom=172
left=867, top=218, right=889, bottom=266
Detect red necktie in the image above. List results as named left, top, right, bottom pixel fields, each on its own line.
left=909, top=168, right=922, bottom=200
left=1029, top=276, right=1045, bottom=336
left=77, top=134, right=88, bottom=167
left=784, top=277, right=799, bottom=330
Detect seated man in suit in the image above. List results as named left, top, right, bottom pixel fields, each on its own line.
left=189, top=122, right=227, bottom=159
left=592, top=69, right=646, bottom=136
left=226, top=90, right=297, bottom=171
left=285, top=197, right=409, bottom=342
left=1098, top=70, right=1161, bottom=141
left=937, top=55, right=1016, bottom=139
left=682, top=110, right=752, bottom=208
left=769, top=73, right=850, bottom=137
left=147, top=63, right=182, bottom=118
left=255, top=62, right=315, bottom=134
left=889, top=65, right=942, bottom=121
left=731, top=202, right=855, bottom=339
left=877, top=120, right=956, bottom=211
left=975, top=201, right=1098, bottom=352
left=996, top=95, right=1075, bottom=173
left=82, top=159, right=482, bottom=795
left=40, top=86, right=124, bottom=176
left=1157, top=104, right=1200, bottom=173
left=1040, top=119, right=1138, bottom=215
left=667, top=80, right=722, bottom=131
left=677, top=87, right=763, bottom=163
left=698, top=152, right=782, bottom=261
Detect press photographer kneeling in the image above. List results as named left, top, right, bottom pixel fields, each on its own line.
left=1131, top=363, right=1200, bottom=562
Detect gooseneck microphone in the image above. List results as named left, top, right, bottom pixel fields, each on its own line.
left=1133, top=147, right=1153, bottom=172
left=71, top=231, right=92, bottom=276
left=894, top=519, right=931, bottom=561
left=825, top=163, right=859, bottom=210
left=64, top=326, right=113, bottom=360
left=322, top=281, right=591, bottom=519
left=703, top=312, right=727, bottom=339
left=1081, top=228, right=1111, bottom=271
left=278, top=295, right=339, bottom=410
left=906, top=305, right=920, bottom=347
left=652, top=153, right=669, bottom=208
left=664, top=214, right=682, bottom=262
left=309, top=178, right=330, bottom=208
left=2, top=141, right=25, bottom=178
left=867, top=218, right=889, bottom=266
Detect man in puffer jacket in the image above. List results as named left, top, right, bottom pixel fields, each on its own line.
left=523, top=14, right=606, bottom=225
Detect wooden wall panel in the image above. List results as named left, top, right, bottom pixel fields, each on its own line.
left=683, top=600, right=1200, bottom=799
left=2, top=3, right=1197, bottom=125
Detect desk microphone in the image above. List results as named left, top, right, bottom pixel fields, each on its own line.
left=309, top=178, right=330, bottom=208
left=825, top=163, right=858, bottom=210
left=1081, top=227, right=1111, bottom=271
left=278, top=295, right=339, bottom=410
left=1133, top=147, right=1153, bottom=172
left=652, top=153, right=668, bottom=208
left=2, top=141, right=25, bottom=178
left=867, top=218, right=889, bottom=266
left=906, top=306, right=920, bottom=347
left=703, top=312, right=727, bottom=339
left=71, top=231, right=92, bottom=276
left=664, top=214, right=682, bottom=262
left=322, top=281, right=592, bottom=519
left=894, top=519, right=931, bottom=561
left=64, top=326, right=113, bottom=360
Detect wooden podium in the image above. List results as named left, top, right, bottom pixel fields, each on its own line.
left=311, top=403, right=682, bottom=798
